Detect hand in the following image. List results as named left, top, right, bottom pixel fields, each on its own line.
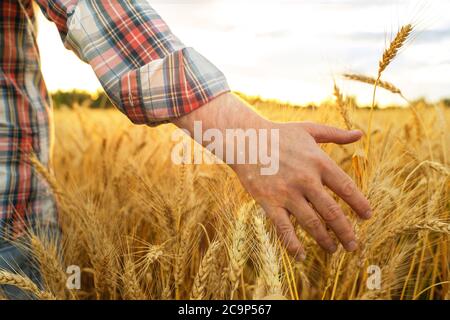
left=172, top=93, right=372, bottom=260
left=231, top=120, right=371, bottom=260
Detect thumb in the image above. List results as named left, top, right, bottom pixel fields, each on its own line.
left=301, top=122, right=363, bottom=144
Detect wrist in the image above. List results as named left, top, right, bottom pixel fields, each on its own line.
left=172, top=92, right=271, bottom=139
left=171, top=93, right=276, bottom=174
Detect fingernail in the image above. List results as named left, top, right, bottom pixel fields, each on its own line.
left=346, top=241, right=358, bottom=252
left=329, top=244, right=338, bottom=253
left=363, top=210, right=372, bottom=219
left=295, top=252, right=307, bottom=262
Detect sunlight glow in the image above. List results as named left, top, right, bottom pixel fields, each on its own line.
left=37, top=0, right=450, bottom=105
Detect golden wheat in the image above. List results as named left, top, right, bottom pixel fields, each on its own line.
left=190, top=241, right=221, bottom=300
left=1, top=96, right=445, bottom=301
left=333, top=83, right=353, bottom=130
left=0, top=271, right=55, bottom=300
left=342, top=73, right=407, bottom=100
left=253, top=210, right=283, bottom=297
left=366, top=24, right=414, bottom=156
left=378, top=24, right=413, bottom=76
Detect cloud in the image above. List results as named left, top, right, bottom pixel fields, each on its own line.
left=415, top=29, right=450, bottom=43
left=334, top=28, right=450, bottom=44
left=256, top=29, right=291, bottom=39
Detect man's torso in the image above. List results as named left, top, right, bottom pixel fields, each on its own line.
left=0, top=0, right=56, bottom=240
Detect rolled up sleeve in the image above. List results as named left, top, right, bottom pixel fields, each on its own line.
left=36, top=0, right=230, bottom=125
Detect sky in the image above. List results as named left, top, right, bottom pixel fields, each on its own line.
left=37, top=0, right=450, bottom=105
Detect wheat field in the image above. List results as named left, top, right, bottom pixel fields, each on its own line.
left=1, top=24, right=449, bottom=300
left=1, top=93, right=447, bottom=300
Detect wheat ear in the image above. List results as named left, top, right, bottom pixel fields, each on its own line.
left=228, top=203, right=251, bottom=299
left=253, top=212, right=283, bottom=296
left=30, top=235, right=68, bottom=298
left=342, top=73, right=407, bottom=101
left=0, top=271, right=56, bottom=300
left=387, top=220, right=450, bottom=240
left=190, top=241, right=221, bottom=300
left=366, top=24, right=413, bottom=156
left=333, top=83, right=352, bottom=130
left=378, top=25, right=413, bottom=76
left=29, top=154, right=64, bottom=200
left=122, top=259, right=145, bottom=300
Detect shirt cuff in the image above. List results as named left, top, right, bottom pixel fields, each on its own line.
left=118, top=47, right=230, bottom=126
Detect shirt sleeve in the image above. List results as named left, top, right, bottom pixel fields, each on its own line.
left=35, top=0, right=230, bottom=125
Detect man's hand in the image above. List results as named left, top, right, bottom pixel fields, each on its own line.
left=172, top=93, right=372, bottom=260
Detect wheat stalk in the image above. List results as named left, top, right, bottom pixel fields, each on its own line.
left=333, top=83, right=353, bottom=130
left=174, top=222, right=199, bottom=298
left=122, top=259, right=145, bottom=300
left=422, top=161, right=450, bottom=176
left=342, top=73, right=407, bottom=101
left=253, top=212, right=283, bottom=296
left=366, top=24, right=413, bottom=156
left=228, top=203, right=251, bottom=299
left=0, top=271, right=56, bottom=300
left=378, top=25, right=413, bottom=76
left=388, top=220, right=450, bottom=239
left=29, top=154, right=64, bottom=201
left=90, top=239, right=117, bottom=300
left=30, top=235, right=67, bottom=298
left=190, top=241, right=221, bottom=300
left=134, top=243, right=164, bottom=275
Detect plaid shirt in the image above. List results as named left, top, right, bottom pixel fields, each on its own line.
left=0, top=0, right=229, bottom=239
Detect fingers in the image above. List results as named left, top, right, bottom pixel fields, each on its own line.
left=265, top=207, right=306, bottom=260
left=302, top=123, right=362, bottom=145
left=286, top=197, right=337, bottom=253
left=321, top=158, right=372, bottom=220
left=305, top=185, right=358, bottom=252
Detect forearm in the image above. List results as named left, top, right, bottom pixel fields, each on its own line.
left=171, top=92, right=268, bottom=142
